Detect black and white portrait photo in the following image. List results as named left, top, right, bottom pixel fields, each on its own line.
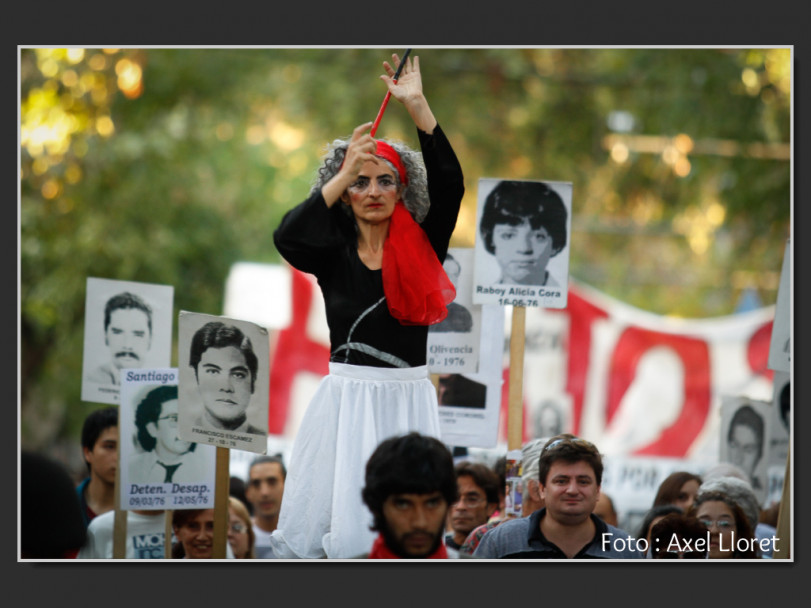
left=431, top=252, right=474, bottom=333
left=428, top=248, right=482, bottom=376
left=473, top=178, right=572, bottom=309
left=120, top=369, right=216, bottom=510
left=81, top=278, right=173, bottom=405
left=436, top=303, right=505, bottom=449
left=720, top=395, right=772, bottom=504
left=177, top=312, right=269, bottom=454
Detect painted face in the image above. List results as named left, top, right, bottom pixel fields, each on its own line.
left=84, top=426, right=118, bottom=485
left=728, top=424, right=761, bottom=477
left=673, top=479, right=700, bottom=512
left=175, top=510, right=215, bottom=559
left=492, top=220, right=554, bottom=285
left=449, top=475, right=496, bottom=537
left=149, top=399, right=191, bottom=459
left=695, top=500, right=737, bottom=559
left=245, top=462, right=285, bottom=520
left=380, top=491, right=449, bottom=558
left=227, top=509, right=251, bottom=559
left=105, top=308, right=151, bottom=370
left=196, top=346, right=253, bottom=428
left=341, top=160, right=401, bottom=225
left=540, top=460, right=600, bottom=525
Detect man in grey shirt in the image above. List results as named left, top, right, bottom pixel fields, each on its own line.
left=474, top=434, right=644, bottom=559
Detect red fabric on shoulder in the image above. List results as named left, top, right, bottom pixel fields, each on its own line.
left=382, top=202, right=455, bottom=326
left=367, top=533, right=449, bottom=559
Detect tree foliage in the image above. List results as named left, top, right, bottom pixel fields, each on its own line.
left=19, top=47, right=791, bottom=454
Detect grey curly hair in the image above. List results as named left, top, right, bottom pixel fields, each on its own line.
left=309, top=137, right=430, bottom=223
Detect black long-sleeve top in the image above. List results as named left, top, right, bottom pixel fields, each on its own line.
left=273, top=124, right=464, bottom=368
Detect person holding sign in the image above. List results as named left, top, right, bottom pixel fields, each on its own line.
left=271, top=53, right=464, bottom=559
left=479, top=180, right=568, bottom=287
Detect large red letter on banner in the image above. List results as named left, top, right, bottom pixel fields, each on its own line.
left=605, top=328, right=711, bottom=457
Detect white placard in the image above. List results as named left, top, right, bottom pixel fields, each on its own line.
left=720, top=395, right=774, bottom=506
left=473, top=178, right=572, bottom=309
left=177, top=311, right=269, bottom=454
left=82, top=278, right=174, bottom=404
left=428, top=248, right=482, bottom=374
left=120, top=368, right=216, bottom=510
left=437, top=304, right=504, bottom=448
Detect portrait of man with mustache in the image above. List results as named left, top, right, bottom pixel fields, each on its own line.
left=86, top=291, right=153, bottom=386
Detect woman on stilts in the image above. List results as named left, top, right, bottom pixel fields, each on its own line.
left=270, top=52, right=464, bottom=559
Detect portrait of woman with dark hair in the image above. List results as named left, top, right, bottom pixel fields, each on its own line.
left=478, top=179, right=569, bottom=287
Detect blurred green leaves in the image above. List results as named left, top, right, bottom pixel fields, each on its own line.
left=19, top=47, right=791, bottom=451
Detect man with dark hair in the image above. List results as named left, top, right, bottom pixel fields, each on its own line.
left=87, top=292, right=153, bottom=385
left=76, top=406, right=119, bottom=528
left=360, top=432, right=458, bottom=559
left=727, top=404, right=765, bottom=488
left=445, top=461, right=500, bottom=551
left=479, top=180, right=568, bottom=286
left=474, top=434, right=643, bottom=559
left=130, top=385, right=208, bottom=484
left=245, top=454, right=286, bottom=558
left=189, top=321, right=263, bottom=435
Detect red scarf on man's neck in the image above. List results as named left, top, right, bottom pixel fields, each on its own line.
left=367, top=533, right=449, bottom=559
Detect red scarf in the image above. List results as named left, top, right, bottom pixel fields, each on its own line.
left=344, top=139, right=455, bottom=326
left=373, top=140, right=455, bottom=326
left=382, top=202, right=455, bottom=326
left=367, top=533, right=449, bottom=559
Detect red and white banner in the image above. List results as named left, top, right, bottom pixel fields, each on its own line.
left=256, top=267, right=775, bottom=465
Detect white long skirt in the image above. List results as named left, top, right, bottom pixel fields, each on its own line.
left=268, top=362, right=441, bottom=559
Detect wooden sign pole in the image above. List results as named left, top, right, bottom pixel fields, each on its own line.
left=212, top=447, right=231, bottom=559
left=507, top=306, right=526, bottom=452
left=164, top=511, right=173, bottom=558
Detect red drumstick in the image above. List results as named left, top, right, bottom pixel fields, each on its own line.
left=370, top=48, right=412, bottom=137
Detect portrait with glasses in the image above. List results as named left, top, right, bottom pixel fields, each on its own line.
left=121, top=374, right=215, bottom=505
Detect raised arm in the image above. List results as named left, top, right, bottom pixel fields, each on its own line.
left=380, top=53, right=437, bottom=135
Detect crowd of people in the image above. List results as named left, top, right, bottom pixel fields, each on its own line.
left=20, top=52, right=786, bottom=562
left=22, top=410, right=783, bottom=560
